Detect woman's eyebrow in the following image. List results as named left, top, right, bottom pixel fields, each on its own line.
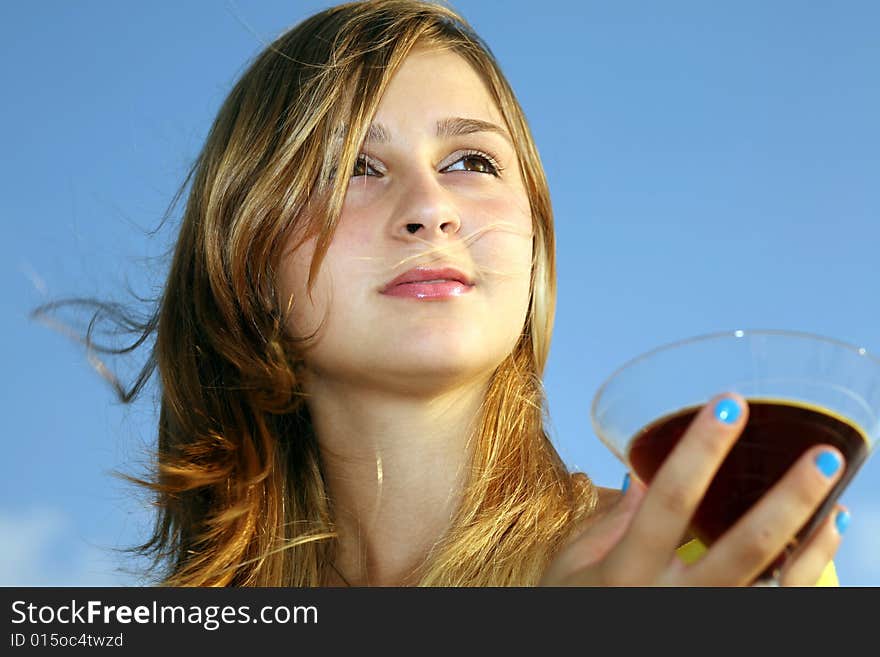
left=363, top=117, right=513, bottom=145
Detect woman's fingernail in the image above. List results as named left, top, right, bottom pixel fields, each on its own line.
left=835, top=509, right=851, bottom=535
left=815, top=450, right=842, bottom=477
left=621, top=473, right=631, bottom=493
left=714, top=397, right=741, bottom=424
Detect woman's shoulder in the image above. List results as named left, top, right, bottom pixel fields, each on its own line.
left=568, top=472, right=623, bottom=528
left=594, top=484, right=623, bottom=513
left=570, top=472, right=622, bottom=514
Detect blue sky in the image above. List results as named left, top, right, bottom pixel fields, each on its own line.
left=2, top=1, right=878, bottom=585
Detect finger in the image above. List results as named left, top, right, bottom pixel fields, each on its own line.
left=780, top=505, right=848, bottom=587
left=612, top=393, right=748, bottom=580
left=542, top=475, right=647, bottom=586
left=686, top=445, right=845, bottom=586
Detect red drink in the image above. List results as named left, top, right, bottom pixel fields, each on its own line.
left=628, top=398, right=869, bottom=577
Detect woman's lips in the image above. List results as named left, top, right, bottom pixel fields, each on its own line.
left=380, top=266, right=475, bottom=299
left=381, top=280, right=474, bottom=299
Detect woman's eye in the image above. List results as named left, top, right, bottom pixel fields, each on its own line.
left=350, top=151, right=503, bottom=178
left=445, top=153, right=500, bottom=176
left=352, top=155, right=378, bottom=178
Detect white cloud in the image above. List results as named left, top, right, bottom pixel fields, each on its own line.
left=0, top=507, right=139, bottom=586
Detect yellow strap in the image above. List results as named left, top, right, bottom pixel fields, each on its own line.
left=675, top=539, right=839, bottom=586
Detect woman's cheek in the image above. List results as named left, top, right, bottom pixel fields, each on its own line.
left=277, top=238, right=331, bottom=340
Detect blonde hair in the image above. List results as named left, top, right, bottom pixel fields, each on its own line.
left=39, top=0, right=599, bottom=586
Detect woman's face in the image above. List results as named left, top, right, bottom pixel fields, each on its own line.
left=278, top=47, right=534, bottom=395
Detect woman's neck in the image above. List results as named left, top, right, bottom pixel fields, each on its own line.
left=302, top=373, right=490, bottom=586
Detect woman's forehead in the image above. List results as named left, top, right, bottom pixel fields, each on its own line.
left=372, top=47, right=502, bottom=126
left=359, top=116, right=513, bottom=148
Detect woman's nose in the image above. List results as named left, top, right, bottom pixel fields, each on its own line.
left=391, top=174, right=462, bottom=240
left=403, top=217, right=460, bottom=235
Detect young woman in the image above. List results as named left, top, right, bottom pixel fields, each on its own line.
left=56, top=0, right=845, bottom=586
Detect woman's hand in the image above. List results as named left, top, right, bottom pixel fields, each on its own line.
left=540, top=393, right=849, bottom=586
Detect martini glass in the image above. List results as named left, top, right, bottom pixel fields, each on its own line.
left=590, top=329, right=880, bottom=585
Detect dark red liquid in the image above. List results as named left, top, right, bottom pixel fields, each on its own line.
left=628, top=399, right=869, bottom=579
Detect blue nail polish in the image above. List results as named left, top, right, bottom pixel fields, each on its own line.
left=815, top=450, right=842, bottom=477
left=621, top=473, right=631, bottom=493
left=714, top=398, right=741, bottom=424
left=835, top=510, right=851, bottom=535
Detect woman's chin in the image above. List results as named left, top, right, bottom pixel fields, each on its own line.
left=385, top=350, right=494, bottom=377
left=357, top=348, right=503, bottom=392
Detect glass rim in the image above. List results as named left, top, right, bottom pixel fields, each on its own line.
left=590, top=327, right=880, bottom=422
